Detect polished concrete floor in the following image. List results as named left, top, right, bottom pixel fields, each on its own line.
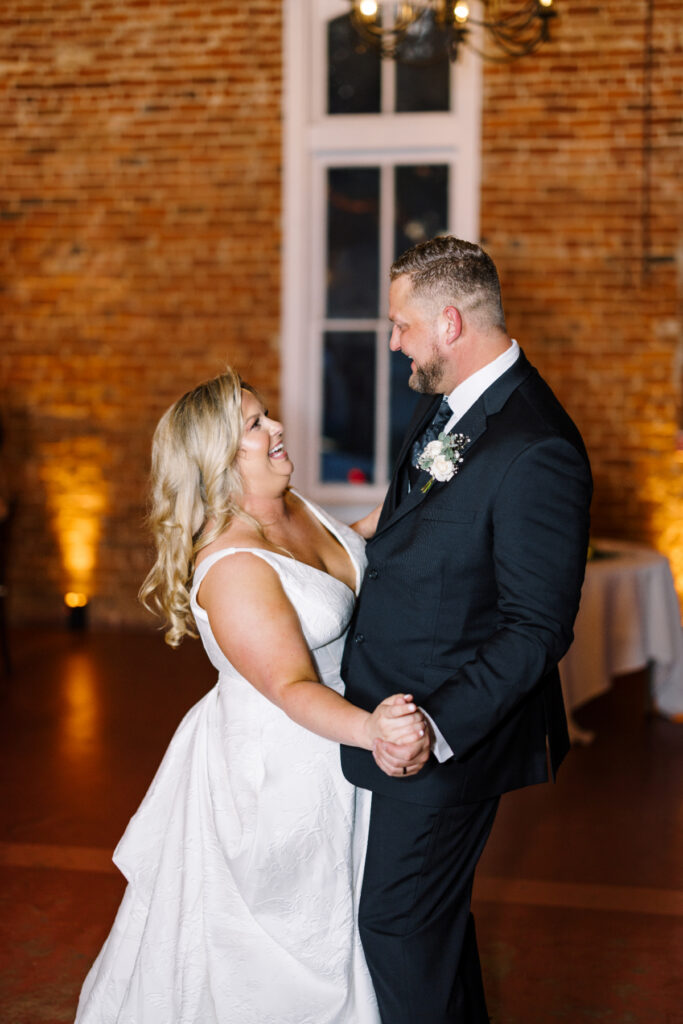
left=0, top=627, right=681, bottom=1023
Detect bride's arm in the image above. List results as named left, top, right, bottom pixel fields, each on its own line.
left=197, top=552, right=424, bottom=750
left=350, top=501, right=383, bottom=539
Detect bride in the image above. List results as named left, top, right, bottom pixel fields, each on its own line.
left=75, top=368, right=429, bottom=1023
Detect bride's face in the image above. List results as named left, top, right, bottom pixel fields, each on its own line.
left=237, top=389, right=293, bottom=495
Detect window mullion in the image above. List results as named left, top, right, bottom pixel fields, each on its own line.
left=381, top=55, right=395, bottom=115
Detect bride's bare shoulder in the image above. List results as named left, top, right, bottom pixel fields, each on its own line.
left=195, top=517, right=266, bottom=567
left=194, top=523, right=283, bottom=615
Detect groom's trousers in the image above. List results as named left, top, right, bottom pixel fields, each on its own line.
left=358, top=793, right=499, bottom=1024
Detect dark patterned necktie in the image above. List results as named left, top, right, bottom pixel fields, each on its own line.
left=410, top=396, right=452, bottom=468
left=406, top=396, right=453, bottom=489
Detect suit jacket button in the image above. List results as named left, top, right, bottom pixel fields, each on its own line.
left=354, top=633, right=365, bottom=644
left=367, top=569, right=378, bottom=579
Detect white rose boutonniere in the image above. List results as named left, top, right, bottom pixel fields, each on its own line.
left=415, top=431, right=471, bottom=494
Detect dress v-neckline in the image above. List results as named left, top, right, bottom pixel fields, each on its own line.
left=287, top=490, right=360, bottom=596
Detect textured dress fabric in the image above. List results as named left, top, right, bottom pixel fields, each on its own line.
left=75, top=496, right=379, bottom=1024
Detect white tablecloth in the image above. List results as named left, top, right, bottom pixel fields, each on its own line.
left=559, top=539, right=683, bottom=740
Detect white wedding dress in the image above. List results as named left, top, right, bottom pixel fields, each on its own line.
left=75, top=496, right=379, bottom=1024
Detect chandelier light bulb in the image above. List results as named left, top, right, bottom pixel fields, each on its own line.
left=453, top=2, right=470, bottom=24
left=539, top=0, right=554, bottom=7
left=359, top=0, right=378, bottom=17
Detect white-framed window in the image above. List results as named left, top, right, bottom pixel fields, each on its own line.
left=282, top=0, right=482, bottom=518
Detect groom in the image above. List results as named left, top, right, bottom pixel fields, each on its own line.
left=341, top=236, right=592, bottom=1023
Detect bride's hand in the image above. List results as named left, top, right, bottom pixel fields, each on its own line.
left=350, top=501, right=383, bottom=539
left=364, top=693, right=425, bottom=747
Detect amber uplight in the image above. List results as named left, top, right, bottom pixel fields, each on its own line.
left=40, top=437, right=109, bottom=606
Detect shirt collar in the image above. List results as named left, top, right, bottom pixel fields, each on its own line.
left=443, top=339, right=520, bottom=429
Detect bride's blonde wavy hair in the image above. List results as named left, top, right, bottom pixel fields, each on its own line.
left=138, top=367, right=260, bottom=647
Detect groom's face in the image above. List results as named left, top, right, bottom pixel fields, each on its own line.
left=388, top=274, right=446, bottom=394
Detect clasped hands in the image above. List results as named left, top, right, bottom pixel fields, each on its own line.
left=367, top=694, right=432, bottom=778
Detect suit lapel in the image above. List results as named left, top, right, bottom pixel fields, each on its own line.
left=378, top=394, right=441, bottom=525
left=374, top=350, right=535, bottom=537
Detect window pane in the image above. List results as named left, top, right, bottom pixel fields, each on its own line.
left=395, top=12, right=450, bottom=111
left=327, top=167, right=380, bottom=318
left=322, top=331, right=376, bottom=484
left=389, top=346, right=420, bottom=469
left=394, top=164, right=449, bottom=258
left=328, top=14, right=381, bottom=115
left=396, top=58, right=450, bottom=113
left=393, top=14, right=450, bottom=112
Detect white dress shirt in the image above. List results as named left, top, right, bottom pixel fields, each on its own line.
left=421, top=339, right=520, bottom=763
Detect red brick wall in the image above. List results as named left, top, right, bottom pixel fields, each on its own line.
left=0, top=0, right=282, bottom=625
left=1, top=0, right=682, bottom=626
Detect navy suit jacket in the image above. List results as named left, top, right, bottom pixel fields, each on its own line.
left=340, top=351, right=593, bottom=805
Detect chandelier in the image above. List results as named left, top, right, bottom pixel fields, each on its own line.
left=348, top=0, right=558, bottom=64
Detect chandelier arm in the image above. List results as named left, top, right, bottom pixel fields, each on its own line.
left=462, top=35, right=543, bottom=62
left=488, top=31, right=545, bottom=57
left=458, top=4, right=551, bottom=58
left=346, top=1, right=557, bottom=64
left=488, top=24, right=543, bottom=49
left=463, top=6, right=542, bottom=35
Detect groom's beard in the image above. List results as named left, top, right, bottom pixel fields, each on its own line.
left=409, top=346, right=447, bottom=395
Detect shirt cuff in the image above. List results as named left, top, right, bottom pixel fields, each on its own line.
left=420, top=708, right=454, bottom=763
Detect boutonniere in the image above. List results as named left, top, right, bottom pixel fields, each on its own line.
left=415, top=432, right=471, bottom=493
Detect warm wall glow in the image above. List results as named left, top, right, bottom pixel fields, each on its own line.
left=39, top=437, right=109, bottom=598
left=643, top=458, right=683, bottom=611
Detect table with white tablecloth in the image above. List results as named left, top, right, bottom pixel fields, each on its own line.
left=559, top=538, right=683, bottom=742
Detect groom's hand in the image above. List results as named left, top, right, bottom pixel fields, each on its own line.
left=372, top=723, right=432, bottom=777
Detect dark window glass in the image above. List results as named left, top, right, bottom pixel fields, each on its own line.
left=389, top=346, right=420, bottom=469
left=396, top=58, right=450, bottom=113
left=326, top=167, right=380, bottom=318
left=322, top=331, right=376, bottom=484
left=328, top=14, right=381, bottom=115
left=395, top=13, right=450, bottom=111
left=394, top=164, right=449, bottom=259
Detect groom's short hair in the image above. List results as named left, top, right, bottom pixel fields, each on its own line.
left=391, top=236, right=507, bottom=334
